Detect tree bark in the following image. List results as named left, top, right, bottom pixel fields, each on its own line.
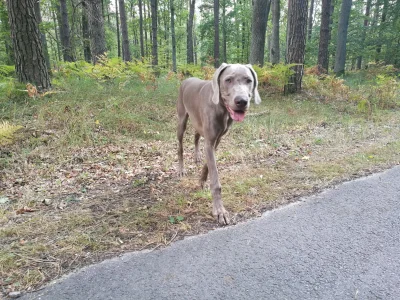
left=170, top=0, right=177, bottom=72
left=249, top=0, right=271, bottom=66
left=214, top=0, right=220, bottom=67
left=222, top=0, right=227, bottom=63
left=376, top=0, right=388, bottom=61
left=307, top=0, right=315, bottom=41
left=356, top=0, right=371, bottom=69
left=7, top=0, right=51, bottom=90
left=334, top=0, right=352, bottom=76
left=118, top=0, right=130, bottom=61
left=150, top=0, right=158, bottom=66
left=0, top=1, right=14, bottom=64
left=187, top=0, right=195, bottom=64
left=115, top=0, right=121, bottom=57
left=270, top=0, right=280, bottom=64
left=284, top=0, right=308, bottom=94
left=317, top=0, right=332, bottom=72
left=138, top=0, right=145, bottom=59
left=33, top=0, right=50, bottom=69
left=82, top=1, right=92, bottom=63
left=59, top=0, right=74, bottom=61
left=87, top=0, right=107, bottom=64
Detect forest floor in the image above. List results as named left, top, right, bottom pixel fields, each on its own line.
left=1, top=73, right=400, bottom=295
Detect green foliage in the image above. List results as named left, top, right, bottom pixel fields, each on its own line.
left=0, top=121, right=22, bottom=145
left=253, top=63, right=296, bottom=93
left=54, top=56, right=156, bottom=82
left=0, top=65, right=15, bottom=78
left=303, top=66, right=400, bottom=115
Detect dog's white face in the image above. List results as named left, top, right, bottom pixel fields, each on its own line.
left=218, top=64, right=256, bottom=122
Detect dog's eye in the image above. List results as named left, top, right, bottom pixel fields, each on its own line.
left=225, top=78, right=232, bottom=83
left=246, top=79, right=252, bottom=84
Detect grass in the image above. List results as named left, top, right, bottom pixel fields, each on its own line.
left=0, top=69, right=400, bottom=296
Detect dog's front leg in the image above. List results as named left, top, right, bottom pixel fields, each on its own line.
left=205, top=141, right=229, bottom=225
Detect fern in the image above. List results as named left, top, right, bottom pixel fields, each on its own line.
left=0, top=121, right=23, bottom=145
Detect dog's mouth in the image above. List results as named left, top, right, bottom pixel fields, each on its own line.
left=225, top=104, right=246, bottom=122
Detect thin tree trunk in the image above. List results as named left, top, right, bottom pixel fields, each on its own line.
left=270, top=0, right=280, bottom=64
left=328, top=0, right=335, bottom=70
left=376, top=0, right=388, bottom=61
left=284, top=0, right=308, bottom=94
left=87, top=0, right=107, bottom=64
left=59, top=0, right=74, bottom=61
left=34, top=0, right=51, bottom=69
left=356, top=0, right=371, bottom=69
left=150, top=0, right=158, bottom=66
left=138, top=0, right=145, bottom=59
left=187, top=0, right=195, bottom=64
left=317, top=0, right=332, bottom=72
left=249, top=0, right=271, bottom=66
left=307, top=0, right=315, bottom=41
left=0, top=1, right=14, bottom=64
left=222, top=0, right=227, bottom=63
left=7, top=0, right=51, bottom=90
left=115, top=0, right=121, bottom=57
left=214, top=0, right=220, bottom=67
left=82, top=1, right=92, bottom=62
left=170, top=0, right=177, bottom=72
left=119, top=0, right=130, bottom=61
left=334, top=0, right=352, bottom=76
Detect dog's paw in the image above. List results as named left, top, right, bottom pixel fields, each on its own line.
left=178, top=169, right=187, bottom=177
left=213, top=206, right=230, bottom=225
left=194, top=152, right=202, bottom=164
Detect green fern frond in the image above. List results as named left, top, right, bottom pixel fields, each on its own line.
left=0, top=121, right=23, bottom=145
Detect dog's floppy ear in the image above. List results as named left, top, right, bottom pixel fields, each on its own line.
left=211, top=63, right=229, bottom=105
left=245, top=64, right=261, bottom=104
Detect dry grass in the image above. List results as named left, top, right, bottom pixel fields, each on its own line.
left=1, top=74, right=400, bottom=296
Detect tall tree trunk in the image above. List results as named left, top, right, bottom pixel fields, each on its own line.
left=376, top=0, right=388, bottom=61
left=150, top=0, right=158, bottom=66
left=328, top=0, right=335, bottom=70
left=334, top=0, right=352, bottom=76
left=270, top=0, right=280, bottom=64
left=115, top=0, right=121, bottom=57
left=214, top=0, right=220, bottom=67
left=87, top=0, right=107, bottom=64
left=34, top=0, right=50, bottom=69
left=119, top=0, right=131, bottom=61
left=170, top=0, right=177, bottom=72
left=307, top=0, right=315, bottom=41
left=284, top=0, right=308, bottom=94
left=138, top=0, right=145, bottom=59
left=82, top=1, right=92, bottom=63
left=187, top=0, right=195, bottom=64
left=7, top=0, right=51, bottom=90
left=356, top=0, right=371, bottom=69
left=222, top=0, right=227, bottom=63
left=59, top=0, right=74, bottom=61
left=194, top=32, right=198, bottom=64
left=51, top=4, right=61, bottom=62
left=249, top=0, right=271, bottom=66
left=317, top=0, right=332, bottom=72
left=0, top=1, right=14, bottom=65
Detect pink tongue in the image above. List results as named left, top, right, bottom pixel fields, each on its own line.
left=232, top=110, right=245, bottom=122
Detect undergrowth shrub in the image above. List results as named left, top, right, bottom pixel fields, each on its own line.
left=253, top=63, right=296, bottom=93
left=303, top=66, right=400, bottom=115
left=54, top=55, right=156, bottom=83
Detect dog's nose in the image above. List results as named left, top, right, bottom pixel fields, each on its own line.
left=234, top=96, right=248, bottom=108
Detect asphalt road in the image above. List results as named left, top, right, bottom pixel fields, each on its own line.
left=21, top=166, right=400, bottom=300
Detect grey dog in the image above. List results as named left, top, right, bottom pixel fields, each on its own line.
left=177, top=63, right=261, bottom=225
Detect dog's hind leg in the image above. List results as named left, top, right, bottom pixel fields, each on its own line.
left=194, top=132, right=201, bottom=164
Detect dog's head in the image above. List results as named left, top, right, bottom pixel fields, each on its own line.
left=211, top=63, right=261, bottom=122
